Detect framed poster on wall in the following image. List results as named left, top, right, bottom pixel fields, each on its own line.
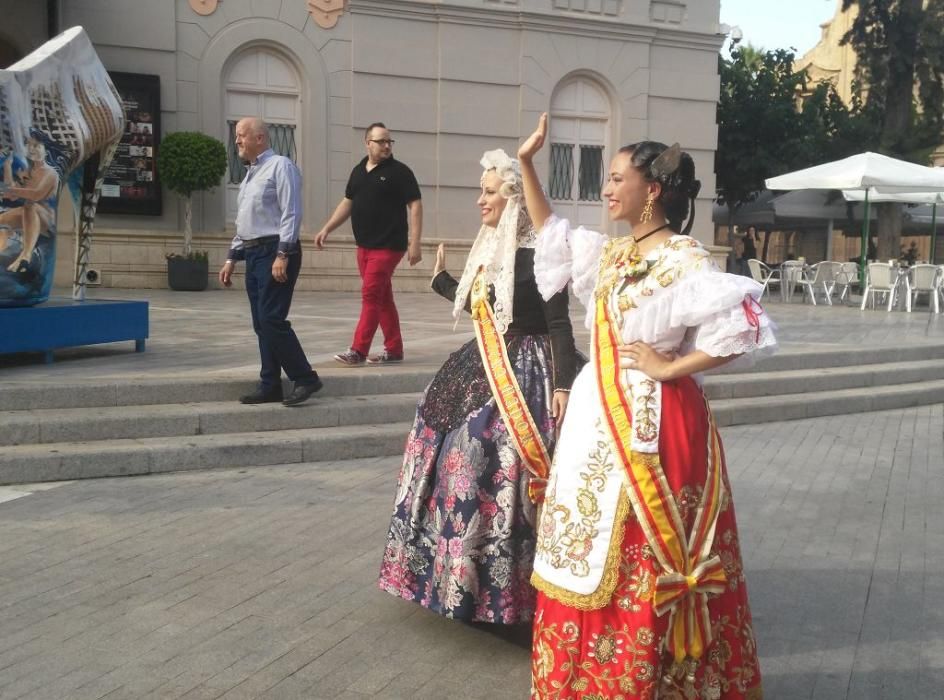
left=97, top=72, right=162, bottom=216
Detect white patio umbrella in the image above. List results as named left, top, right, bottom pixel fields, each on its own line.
left=843, top=189, right=944, bottom=264
left=766, top=152, right=944, bottom=193
left=766, top=152, right=944, bottom=269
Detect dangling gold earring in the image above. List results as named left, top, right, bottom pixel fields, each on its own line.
left=640, top=195, right=654, bottom=224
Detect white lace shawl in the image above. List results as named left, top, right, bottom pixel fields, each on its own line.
left=452, top=150, right=537, bottom=334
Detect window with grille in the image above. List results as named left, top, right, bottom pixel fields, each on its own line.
left=549, top=143, right=574, bottom=201
left=227, top=121, right=297, bottom=185
left=549, top=143, right=605, bottom=202
left=578, top=145, right=604, bottom=202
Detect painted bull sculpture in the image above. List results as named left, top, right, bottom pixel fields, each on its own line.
left=0, top=27, right=124, bottom=307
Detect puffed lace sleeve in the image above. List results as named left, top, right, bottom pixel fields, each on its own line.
left=533, top=215, right=607, bottom=308
left=682, top=271, right=778, bottom=362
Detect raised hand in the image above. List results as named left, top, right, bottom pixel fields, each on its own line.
left=432, top=243, right=446, bottom=277
left=517, top=113, right=548, bottom=162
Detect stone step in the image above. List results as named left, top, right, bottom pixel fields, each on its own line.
left=5, top=340, right=944, bottom=412
left=0, top=423, right=412, bottom=485
left=711, top=378, right=944, bottom=427
left=4, top=378, right=942, bottom=484
left=4, top=357, right=938, bottom=447
left=715, top=342, right=944, bottom=374
left=0, top=360, right=944, bottom=446
left=0, top=393, right=422, bottom=447
left=0, top=369, right=438, bottom=412
left=703, top=359, right=944, bottom=400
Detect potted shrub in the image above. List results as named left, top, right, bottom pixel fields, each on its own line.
left=156, top=131, right=227, bottom=291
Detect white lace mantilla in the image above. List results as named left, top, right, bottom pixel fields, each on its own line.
left=452, top=149, right=536, bottom=334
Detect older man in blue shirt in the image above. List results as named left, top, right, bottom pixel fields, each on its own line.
left=219, top=117, right=322, bottom=406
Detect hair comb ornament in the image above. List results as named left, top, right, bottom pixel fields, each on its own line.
left=649, top=143, right=683, bottom=179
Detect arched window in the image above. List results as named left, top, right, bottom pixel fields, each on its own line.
left=223, top=47, right=301, bottom=224
left=548, top=76, right=611, bottom=229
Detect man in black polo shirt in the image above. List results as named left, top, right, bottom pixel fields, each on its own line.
left=314, top=122, right=423, bottom=365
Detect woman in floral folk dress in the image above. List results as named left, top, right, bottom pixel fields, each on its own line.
left=378, top=149, right=581, bottom=624
left=518, top=114, right=775, bottom=698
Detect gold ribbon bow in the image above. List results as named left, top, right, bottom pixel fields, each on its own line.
left=593, top=293, right=728, bottom=663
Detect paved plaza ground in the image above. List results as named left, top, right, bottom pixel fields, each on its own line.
left=2, top=286, right=943, bottom=382
left=1, top=287, right=943, bottom=699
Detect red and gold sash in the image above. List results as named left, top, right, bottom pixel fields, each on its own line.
left=592, top=295, right=727, bottom=663
left=471, top=270, right=551, bottom=504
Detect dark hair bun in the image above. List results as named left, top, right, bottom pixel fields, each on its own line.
left=619, top=141, right=699, bottom=234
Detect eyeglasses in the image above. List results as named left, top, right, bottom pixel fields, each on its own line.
left=368, top=139, right=395, bottom=146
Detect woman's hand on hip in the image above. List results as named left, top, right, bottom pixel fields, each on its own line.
left=618, top=342, right=676, bottom=381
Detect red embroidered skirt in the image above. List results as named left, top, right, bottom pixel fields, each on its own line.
left=531, top=377, right=763, bottom=699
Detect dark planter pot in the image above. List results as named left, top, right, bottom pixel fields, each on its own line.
left=167, top=256, right=208, bottom=291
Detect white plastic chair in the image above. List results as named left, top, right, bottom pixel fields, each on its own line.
left=860, top=263, right=899, bottom=311
left=909, top=264, right=941, bottom=313
left=746, top=259, right=781, bottom=300
left=797, top=261, right=841, bottom=306
left=834, top=262, right=860, bottom=305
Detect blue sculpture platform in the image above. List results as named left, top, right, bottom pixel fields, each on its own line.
left=0, top=298, right=149, bottom=364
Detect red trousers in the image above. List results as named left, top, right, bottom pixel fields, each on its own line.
left=352, top=246, right=405, bottom=356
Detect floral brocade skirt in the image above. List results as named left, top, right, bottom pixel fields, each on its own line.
left=532, top=376, right=763, bottom=699
left=378, top=335, right=558, bottom=623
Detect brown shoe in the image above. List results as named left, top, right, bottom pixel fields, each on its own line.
left=334, top=349, right=366, bottom=366
left=367, top=350, right=404, bottom=364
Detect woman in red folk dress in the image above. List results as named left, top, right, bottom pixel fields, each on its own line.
left=517, top=114, right=775, bottom=699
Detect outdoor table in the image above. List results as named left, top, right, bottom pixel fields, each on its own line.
left=893, top=265, right=912, bottom=312
left=780, top=262, right=809, bottom=303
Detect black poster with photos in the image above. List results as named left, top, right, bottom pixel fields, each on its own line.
left=98, top=72, right=162, bottom=216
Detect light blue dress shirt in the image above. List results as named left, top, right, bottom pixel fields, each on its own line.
left=230, top=148, right=302, bottom=256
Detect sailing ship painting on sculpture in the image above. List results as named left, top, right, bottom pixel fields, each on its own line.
left=0, top=27, right=124, bottom=307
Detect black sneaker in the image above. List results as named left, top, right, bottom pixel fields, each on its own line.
left=239, top=386, right=284, bottom=404
left=366, top=350, right=404, bottom=365
left=334, top=349, right=366, bottom=366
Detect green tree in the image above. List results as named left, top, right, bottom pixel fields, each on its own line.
left=156, top=131, right=227, bottom=257
left=716, top=46, right=848, bottom=267
left=796, top=81, right=881, bottom=166
left=738, top=43, right=766, bottom=73
left=841, top=0, right=944, bottom=258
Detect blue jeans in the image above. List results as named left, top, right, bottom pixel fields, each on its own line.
left=243, top=241, right=318, bottom=391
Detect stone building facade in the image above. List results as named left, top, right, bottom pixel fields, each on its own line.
left=2, top=0, right=725, bottom=291
left=797, top=0, right=944, bottom=170
left=795, top=0, right=859, bottom=106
